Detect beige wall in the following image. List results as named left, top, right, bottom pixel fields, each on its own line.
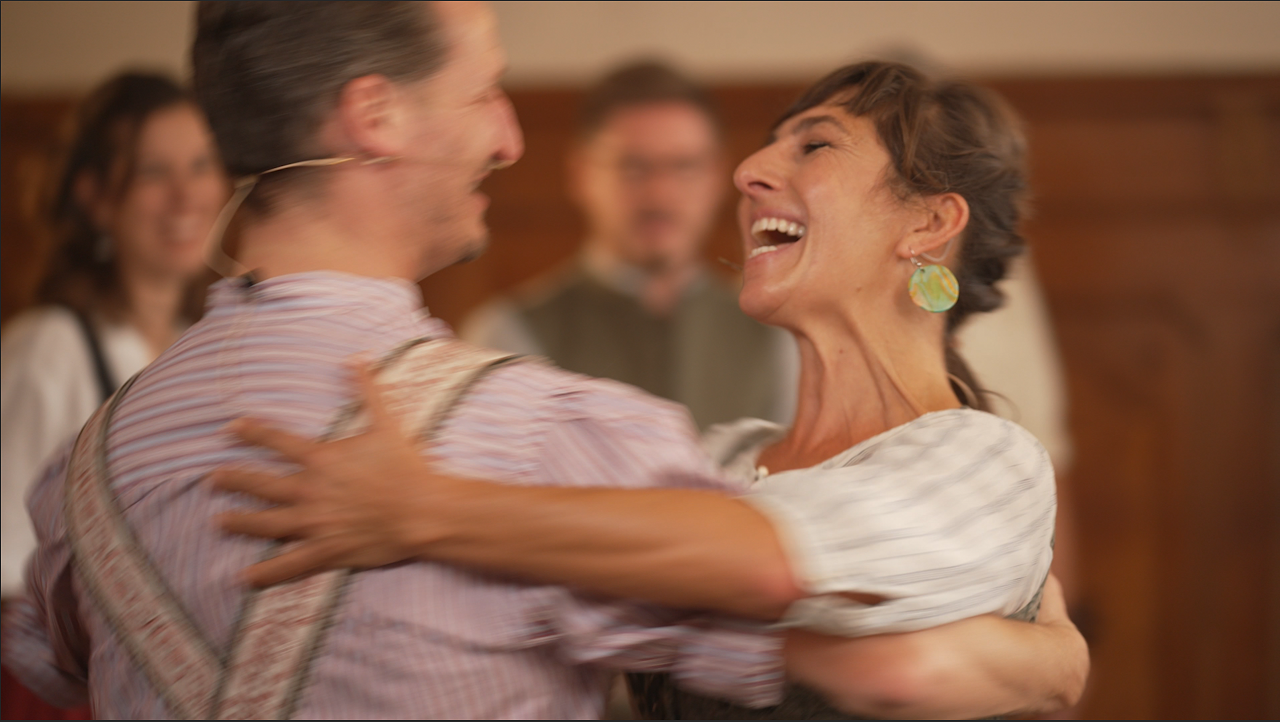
left=495, top=0, right=1280, bottom=84
left=3, top=0, right=1279, bottom=92
left=1, top=1, right=194, bottom=92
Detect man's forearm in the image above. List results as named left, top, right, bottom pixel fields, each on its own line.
left=787, top=611, right=1088, bottom=718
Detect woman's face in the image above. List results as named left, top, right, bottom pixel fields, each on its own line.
left=95, top=104, right=226, bottom=284
left=733, top=103, right=916, bottom=326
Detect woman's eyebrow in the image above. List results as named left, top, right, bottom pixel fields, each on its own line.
left=768, top=113, right=849, bottom=144
left=766, top=114, right=848, bottom=146
left=791, top=115, right=847, bottom=135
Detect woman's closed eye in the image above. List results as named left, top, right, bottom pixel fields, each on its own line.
left=802, top=140, right=831, bottom=154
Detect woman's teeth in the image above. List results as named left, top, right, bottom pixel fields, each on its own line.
left=750, top=217, right=806, bottom=241
left=748, top=217, right=806, bottom=259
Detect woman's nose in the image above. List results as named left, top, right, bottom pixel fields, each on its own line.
left=733, top=147, right=780, bottom=197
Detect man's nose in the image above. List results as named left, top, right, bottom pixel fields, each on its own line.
left=494, top=91, right=524, bottom=167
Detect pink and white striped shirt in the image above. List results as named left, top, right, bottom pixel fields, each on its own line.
left=2, top=272, right=783, bottom=719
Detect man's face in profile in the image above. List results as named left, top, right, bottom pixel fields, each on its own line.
left=571, top=101, right=724, bottom=274
left=401, top=1, right=523, bottom=275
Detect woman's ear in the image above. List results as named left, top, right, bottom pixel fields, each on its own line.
left=896, top=192, right=969, bottom=262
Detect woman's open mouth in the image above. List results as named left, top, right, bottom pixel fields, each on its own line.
left=748, top=217, right=806, bottom=259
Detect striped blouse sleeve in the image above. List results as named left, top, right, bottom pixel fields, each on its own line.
left=745, top=410, right=1056, bottom=636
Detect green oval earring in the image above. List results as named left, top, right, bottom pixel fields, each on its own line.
left=908, top=256, right=959, bottom=312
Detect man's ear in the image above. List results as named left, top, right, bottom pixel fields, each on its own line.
left=895, top=192, right=969, bottom=262
left=334, top=74, right=407, bottom=159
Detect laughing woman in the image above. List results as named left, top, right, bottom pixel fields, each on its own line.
left=215, top=61, right=1085, bottom=718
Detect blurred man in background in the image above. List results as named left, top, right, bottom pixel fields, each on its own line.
left=463, top=62, right=796, bottom=430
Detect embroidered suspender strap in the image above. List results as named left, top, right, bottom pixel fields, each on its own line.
left=64, top=337, right=522, bottom=720
left=362, top=337, right=526, bottom=443
left=215, top=338, right=522, bottom=719
left=65, top=374, right=222, bottom=720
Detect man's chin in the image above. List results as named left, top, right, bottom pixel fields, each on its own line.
left=455, top=233, right=490, bottom=265
left=415, top=233, right=489, bottom=281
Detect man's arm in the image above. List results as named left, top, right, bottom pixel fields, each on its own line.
left=786, top=575, right=1088, bottom=718
left=0, top=447, right=91, bottom=708
left=547, top=589, right=787, bottom=710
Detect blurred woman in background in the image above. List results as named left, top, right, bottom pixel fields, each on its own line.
left=2, top=72, right=226, bottom=604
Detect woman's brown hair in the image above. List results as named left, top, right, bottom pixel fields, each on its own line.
left=779, top=61, right=1031, bottom=410
left=37, top=71, right=208, bottom=322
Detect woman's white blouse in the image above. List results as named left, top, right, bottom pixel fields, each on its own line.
left=704, top=409, right=1056, bottom=636
left=1, top=307, right=153, bottom=596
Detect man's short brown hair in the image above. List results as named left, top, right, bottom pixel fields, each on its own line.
left=576, top=61, right=721, bottom=143
left=192, top=1, right=446, bottom=202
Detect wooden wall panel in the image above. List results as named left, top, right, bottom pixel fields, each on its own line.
left=2, top=74, right=1277, bottom=718
left=0, top=97, right=74, bottom=324
left=999, top=75, right=1280, bottom=719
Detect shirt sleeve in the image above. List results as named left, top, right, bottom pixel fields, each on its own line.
left=548, top=590, right=784, bottom=708
left=533, top=377, right=783, bottom=707
left=0, top=446, right=90, bottom=707
left=746, top=410, right=1056, bottom=637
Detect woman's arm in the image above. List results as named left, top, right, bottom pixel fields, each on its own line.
left=212, top=370, right=804, bottom=619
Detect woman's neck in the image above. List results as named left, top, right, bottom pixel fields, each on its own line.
left=759, top=306, right=959, bottom=473
left=118, top=267, right=187, bottom=358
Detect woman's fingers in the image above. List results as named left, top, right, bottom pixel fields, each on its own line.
left=348, top=356, right=408, bottom=432
left=209, top=466, right=304, bottom=504
left=225, top=418, right=315, bottom=462
left=215, top=506, right=306, bottom=540
left=353, top=359, right=388, bottom=421
left=241, top=544, right=336, bottom=587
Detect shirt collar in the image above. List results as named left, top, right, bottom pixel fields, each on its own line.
left=208, top=271, right=425, bottom=316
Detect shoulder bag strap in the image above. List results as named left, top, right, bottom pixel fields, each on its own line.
left=68, top=308, right=116, bottom=403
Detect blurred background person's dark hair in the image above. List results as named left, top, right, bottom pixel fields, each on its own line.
left=2, top=70, right=227, bottom=615
left=575, top=60, right=722, bottom=142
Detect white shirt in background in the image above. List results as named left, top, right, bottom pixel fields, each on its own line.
left=1, top=306, right=152, bottom=596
